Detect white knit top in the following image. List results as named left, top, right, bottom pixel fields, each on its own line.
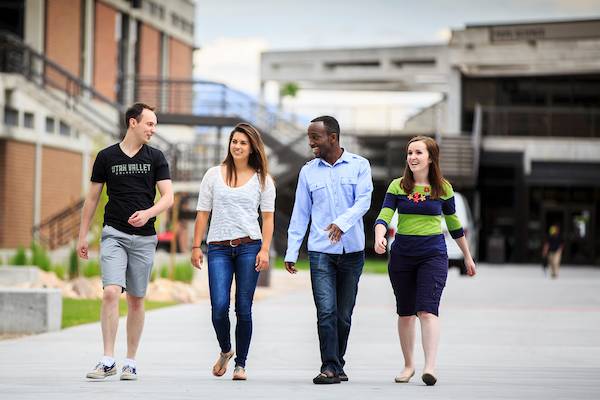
left=195, top=166, right=276, bottom=243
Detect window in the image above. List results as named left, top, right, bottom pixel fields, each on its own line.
left=24, top=112, right=34, bottom=128
left=45, top=117, right=55, bottom=134
left=59, top=120, right=70, bottom=136
left=4, top=107, right=18, bottom=126
left=171, top=13, right=180, bottom=28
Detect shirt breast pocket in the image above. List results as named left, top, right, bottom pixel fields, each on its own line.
left=340, top=176, right=357, bottom=198
left=309, top=181, right=327, bottom=203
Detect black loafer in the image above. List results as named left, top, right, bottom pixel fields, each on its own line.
left=313, top=372, right=341, bottom=384
left=422, top=373, right=437, bottom=386
left=339, top=372, right=348, bottom=382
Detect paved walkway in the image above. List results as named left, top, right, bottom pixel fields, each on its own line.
left=1, top=265, right=599, bottom=399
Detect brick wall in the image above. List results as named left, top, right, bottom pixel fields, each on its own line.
left=168, top=37, right=193, bottom=112
left=138, top=23, right=161, bottom=77
left=0, top=140, right=84, bottom=248
left=168, top=37, right=193, bottom=80
left=0, top=141, right=5, bottom=247
left=0, top=140, right=35, bottom=248
left=41, top=147, right=83, bottom=223
left=45, top=0, right=83, bottom=89
left=136, top=23, right=161, bottom=106
left=93, top=1, right=118, bottom=101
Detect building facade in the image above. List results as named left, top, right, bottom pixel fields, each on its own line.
left=0, top=0, right=195, bottom=248
left=261, top=18, right=600, bottom=265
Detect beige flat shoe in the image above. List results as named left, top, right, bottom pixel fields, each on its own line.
left=212, top=350, right=234, bottom=377
left=394, top=370, right=415, bottom=383
left=232, top=366, right=247, bottom=381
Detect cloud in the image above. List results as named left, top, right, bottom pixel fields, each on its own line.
left=194, top=37, right=269, bottom=95
left=549, top=0, right=600, bottom=12
left=435, top=28, right=452, bottom=43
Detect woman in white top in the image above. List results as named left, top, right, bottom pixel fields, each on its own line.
left=191, top=123, right=275, bottom=381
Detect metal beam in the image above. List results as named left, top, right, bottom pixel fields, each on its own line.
left=157, top=113, right=245, bottom=127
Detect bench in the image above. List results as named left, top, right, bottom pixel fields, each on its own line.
left=0, top=288, right=62, bottom=334
left=0, top=266, right=40, bottom=286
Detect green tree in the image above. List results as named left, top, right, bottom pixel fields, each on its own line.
left=279, top=82, right=299, bottom=110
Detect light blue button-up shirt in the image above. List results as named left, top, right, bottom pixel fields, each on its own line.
left=284, top=150, right=373, bottom=263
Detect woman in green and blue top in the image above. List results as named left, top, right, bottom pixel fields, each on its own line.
left=374, top=136, right=476, bottom=386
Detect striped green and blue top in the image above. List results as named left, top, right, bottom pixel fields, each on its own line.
left=375, top=178, right=464, bottom=256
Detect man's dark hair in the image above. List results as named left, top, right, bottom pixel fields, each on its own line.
left=124, top=103, right=155, bottom=129
left=311, top=115, right=340, bottom=140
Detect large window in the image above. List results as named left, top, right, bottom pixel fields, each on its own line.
left=0, top=0, right=25, bottom=38
left=463, top=75, right=600, bottom=137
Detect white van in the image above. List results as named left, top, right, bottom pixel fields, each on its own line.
left=386, top=191, right=477, bottom=275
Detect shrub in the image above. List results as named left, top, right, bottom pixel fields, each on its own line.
left=9, top=246, right=28, bottom=265
left=155, top=263, right=194, bottom=283
left=159, top=265, right=168, bottom=279
left=30, top=242, right=51, bottom=271
left=82, top=260, right=101, bottom=277
left=173, top=262, right=194, bottom=283
left=69, top=247, right=79, bottom=278
left=53, top=264, right=66, bottom=280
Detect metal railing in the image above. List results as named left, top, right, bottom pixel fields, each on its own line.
left=0, top=30, right=123, bottom=138
left=0, top=35, right=311, bottom=182
left=471, top=104, right=483, bottom=183
left=481, top=105, right=600, bottom=137
left=130, top=78, right=311, bottom=183
left=31, top=199, right=84, bottom=250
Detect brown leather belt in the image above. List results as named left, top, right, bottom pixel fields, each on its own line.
left=209, top=236, right=259, bottom=247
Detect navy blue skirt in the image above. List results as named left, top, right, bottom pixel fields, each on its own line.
left=388, top=252, right=448, bottom=316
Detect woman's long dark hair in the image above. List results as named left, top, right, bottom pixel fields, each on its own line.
left=401, top=136, right=447, bottom=199
left=222, top=123, right=269, bottom=189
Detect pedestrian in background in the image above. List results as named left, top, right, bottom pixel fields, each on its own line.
left=542, top=224, right=563, bottom=279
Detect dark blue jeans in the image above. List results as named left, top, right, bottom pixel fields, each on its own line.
left=207, top=241, right=261, bottom=368
left=308, top=250, right=364, bottom=375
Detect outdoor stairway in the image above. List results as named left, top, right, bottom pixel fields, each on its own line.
left=439, top=135, right=477, bottom=187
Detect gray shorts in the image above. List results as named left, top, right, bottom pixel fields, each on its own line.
left=100, top=225, right=158, bottom=297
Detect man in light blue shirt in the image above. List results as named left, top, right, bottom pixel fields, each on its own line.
left=285, top=116, right=373, bottom=384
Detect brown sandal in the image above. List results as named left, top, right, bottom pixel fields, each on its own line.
left=212, top=350, right=234, bottom=377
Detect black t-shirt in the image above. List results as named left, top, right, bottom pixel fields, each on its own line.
left=91, top=143, right=171, bottom=235
left=547, top=234, right=563, bottom=252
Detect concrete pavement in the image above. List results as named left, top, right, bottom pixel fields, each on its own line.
left=1, top=264, right=599, bottom=399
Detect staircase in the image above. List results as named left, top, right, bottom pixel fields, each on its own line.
left=31, top=199, right=84, bottom=250
left=132, top=78, right=311, bottom=184
left=439, top=136, right=476, bottom=187
left=438, top=104, right=482, bottom=188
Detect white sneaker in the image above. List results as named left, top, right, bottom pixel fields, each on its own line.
left=120, top=365, right=138, bottom=381
left=86, top=362, right=117, bottom=379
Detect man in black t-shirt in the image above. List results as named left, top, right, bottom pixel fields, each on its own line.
left=77, top=103, right=173, bottom=381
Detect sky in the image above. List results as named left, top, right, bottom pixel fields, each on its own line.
left=193, top=0, right=600, bottom=129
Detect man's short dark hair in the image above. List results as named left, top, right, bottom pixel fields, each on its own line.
left=124, top=103, right=155, bottom=129
left=311, top=115, right=340, bottom=140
